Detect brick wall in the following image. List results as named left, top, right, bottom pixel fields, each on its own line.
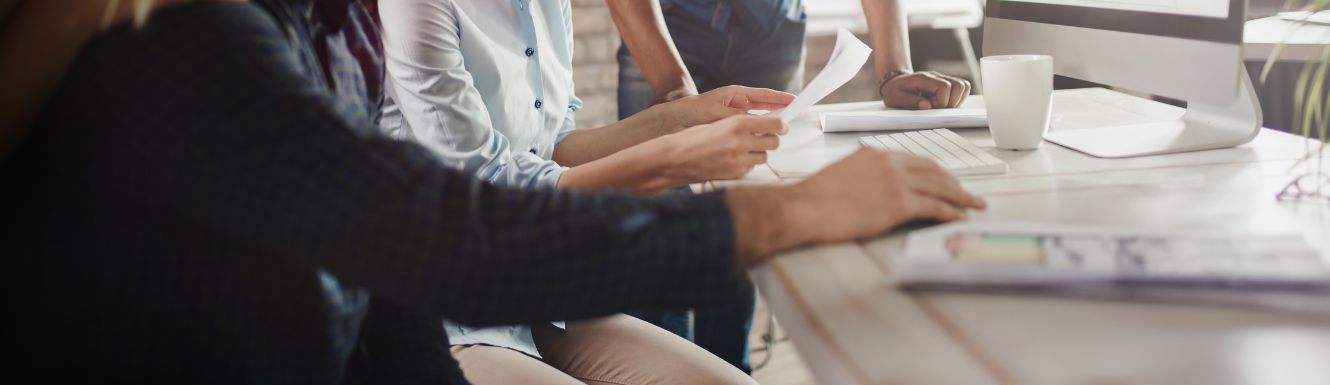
left=569, top=0, right=621, bottom=128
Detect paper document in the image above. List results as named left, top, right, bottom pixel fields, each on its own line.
left=895, top=222, right=1330, bottom=290
left=772, top=29, right=871, bottom=124
left=821, top=108, right=989, bottom=132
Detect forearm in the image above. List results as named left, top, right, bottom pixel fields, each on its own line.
left=556, top=138, right=680, bottom=193
left=552, top=105, right=671, bottom=166
left=867, top=1, right=971, bottom=109
left=607, top=0, right=695, bottom=100
left=726, top=185, right=816, bottom=268
left=861, top=0, right=913, bottom=79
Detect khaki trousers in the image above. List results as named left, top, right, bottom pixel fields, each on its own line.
left=449, top=314, right=757, bottom=385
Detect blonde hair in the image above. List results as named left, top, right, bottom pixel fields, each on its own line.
left=101, top=0, right=155, bottom=29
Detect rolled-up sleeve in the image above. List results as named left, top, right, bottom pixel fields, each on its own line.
left=556, top=96, right=580, bottom=147
left=378, top=0, right=565, bottom=188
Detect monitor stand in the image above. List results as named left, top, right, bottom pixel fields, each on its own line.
left=1044, top=71, right=1263, bottom=158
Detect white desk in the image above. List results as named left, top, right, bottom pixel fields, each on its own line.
left=804, top=0, right=984, bottom=36
left=1245, top=15, right=1330, bottom=62
left=715, top=89, right=1330, bottom=385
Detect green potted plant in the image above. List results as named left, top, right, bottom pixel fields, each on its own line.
left=1263, top=0, right=1329, bottom=202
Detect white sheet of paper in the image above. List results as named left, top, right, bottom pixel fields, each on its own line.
left=772, top=28, right=871, bottom=124
left=820, top=108, right=989, bottom=132
left=894, top=222, right=1330, bottom=317
left=897, top=221, right=1329, bottom=287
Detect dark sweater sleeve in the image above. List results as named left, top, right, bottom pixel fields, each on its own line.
left=59, top=2, right=747, bottom=326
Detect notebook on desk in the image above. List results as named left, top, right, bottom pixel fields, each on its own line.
left=895, top=222, right=1330, bottom=291
left=821, top=108, right=989, bottom=133
left=822, top=109, right=1065, bottom=133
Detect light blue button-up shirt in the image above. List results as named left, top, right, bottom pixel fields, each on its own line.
left=377, top=0, right=579, bottom=357
left=379, top=0, right=579, bottom=189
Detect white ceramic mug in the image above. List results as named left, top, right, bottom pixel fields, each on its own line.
left=980, top=55, right=1054, bottom=150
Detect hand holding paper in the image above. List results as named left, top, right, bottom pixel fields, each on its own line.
left=772, top=29, right=872, bottom=125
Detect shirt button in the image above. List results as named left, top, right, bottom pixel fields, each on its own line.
left=534, top=99, right=543, bottom=109
left=525, top=48, right=534, bottom=57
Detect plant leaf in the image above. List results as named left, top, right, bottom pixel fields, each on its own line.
left=1313, top=45, right=1329, bottom=143
left=1292, top=53, right=1314, bottom=139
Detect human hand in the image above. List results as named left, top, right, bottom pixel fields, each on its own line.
left=728, top=148, right=986, bottom=264
left=880, top=71, right=972, bottom=110
left=651, top=85, right=699, bottom=105
left=651, top=115, right=783, bottom=185
left=790, top=148, right=986, bottom=244
left=648, top=85, right=794, bottom=135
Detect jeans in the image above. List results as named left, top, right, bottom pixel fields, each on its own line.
left=627, top=281, right=757, bottom=374
left=618, top=6, right=806, bottom=119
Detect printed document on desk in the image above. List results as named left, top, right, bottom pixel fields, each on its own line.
left=821, top=108, right=988, bottom=132
left=772, top=28, right=871, bottom=124
left=895, top=222, right=1330, bottom=290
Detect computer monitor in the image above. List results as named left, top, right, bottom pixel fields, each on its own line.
left=983, top=0, right=1262, bottom=158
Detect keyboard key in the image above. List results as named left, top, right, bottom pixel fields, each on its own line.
left=875, top=134, right=909, bottom=153
left=859, top=129, right=1008, bottom=176
left=902, top=131, right=963, bottom=169
left=888, top=132, right=935, bottom=159
left=858, top=136, right=888, bottom=150
left=935, top=128, right=1005, bottom=166
left=921, top=129, right=985, bottom=167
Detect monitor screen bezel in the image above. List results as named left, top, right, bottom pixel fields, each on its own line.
left=985, top=0, right=1245, bottom=44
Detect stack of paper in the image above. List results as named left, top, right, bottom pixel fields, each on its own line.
left=894, top=223, right=1330, bottom=317
left=820, top=108, right=989, bottom=133
left=896, top=222, right=1330, bottom=291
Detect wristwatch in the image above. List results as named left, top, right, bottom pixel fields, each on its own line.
left=877, top=69, right=913, bottom=97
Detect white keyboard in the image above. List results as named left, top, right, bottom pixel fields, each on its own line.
left=858, top=129, right=1008, bottom=176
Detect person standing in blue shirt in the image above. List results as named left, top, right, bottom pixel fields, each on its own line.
left=609, top=0, right=974, bottom=373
